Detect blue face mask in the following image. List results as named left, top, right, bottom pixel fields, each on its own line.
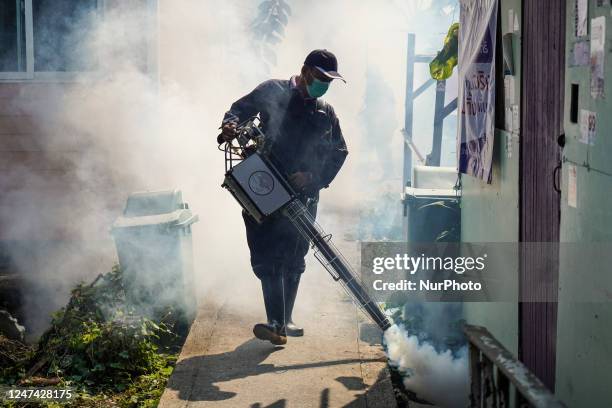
left=306, top=78, right=330, bottom=98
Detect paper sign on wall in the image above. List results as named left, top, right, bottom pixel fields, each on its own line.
left=568, top=165, right=577, bottom=208
left=591, top=16, right=606, bottom=99
left=505, top=132, right=513, bottom=159
left=504, top=75, right=515, bottom=105
left=571, top=40, right=590, bottom=66
left=505, top=108, right=513, bottom=132
left=511, top=105, right=520, bottom=134
left=579, top=109, right=597, bottom=145
left=575, top=0, right=588, bottom=37
left=514, top=13, right=520, bottom=32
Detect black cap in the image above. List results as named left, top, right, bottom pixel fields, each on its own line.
left=304, top=49, right=346, bottom=83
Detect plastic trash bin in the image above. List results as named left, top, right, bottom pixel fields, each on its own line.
left=111, top=190, right=199, bottom=323
left=402, top=166, right=461, bottom=242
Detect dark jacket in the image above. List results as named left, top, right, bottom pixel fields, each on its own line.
left=221, top=78, right=348, bottom=194
left=221, top=78, right=348, bottom=277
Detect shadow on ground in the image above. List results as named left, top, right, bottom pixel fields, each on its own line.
left=165, top=338, right=388, bottom=406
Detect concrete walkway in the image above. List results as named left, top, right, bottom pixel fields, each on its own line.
left=158, top=243, right=397, bottom=408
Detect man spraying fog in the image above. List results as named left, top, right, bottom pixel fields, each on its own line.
left=218, top=50, right=348, bottom=345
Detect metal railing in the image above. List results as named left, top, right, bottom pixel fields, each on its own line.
left=463, top=325, right=567, bottom=408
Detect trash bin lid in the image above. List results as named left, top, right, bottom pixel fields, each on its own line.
left=403, top=186, right=460, bottom=199
left=402, top=187, right=461, bottom=207
left=112, top=190, right=199, bottom=230
left=123, top=190, right=184, bottom=216
left=412, top=166, right=458, bottom=189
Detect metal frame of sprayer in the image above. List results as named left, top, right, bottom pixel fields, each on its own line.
left=219, top=117, right=392, bottom=331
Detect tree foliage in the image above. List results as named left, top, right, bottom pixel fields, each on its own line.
left=251, top=0, right=292, bottom=71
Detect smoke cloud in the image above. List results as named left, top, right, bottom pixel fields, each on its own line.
left=3, top=2, right=464, bottom=403
left=4, top=0, right=419, bottom=335
left=385, top=324, right=469, bottom=407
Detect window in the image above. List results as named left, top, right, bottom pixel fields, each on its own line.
left=0, top=0, right=157, bottom=81
left=33, top=0, right=99, bottom=72
left=0, top=0, right=27, bottom=74
left=0, top=0, right=102, bottom=79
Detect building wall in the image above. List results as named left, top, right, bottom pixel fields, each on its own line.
left=0, top=0, right=158, bottom=242
left=0, top=82, right=117, bottom=337
left=462, top=0, right=612, bottom=404
left=555, top=1, right=612, bottom=406
left=460, top=0, right=521, bottom=355
left=0, top=0, right=158, bottom=337
left=0, top=83, right=78, bottom=241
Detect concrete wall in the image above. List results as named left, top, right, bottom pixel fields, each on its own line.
left=555, top=1, right=612, bottom=406
left=460, top=0, right=521, bottom=355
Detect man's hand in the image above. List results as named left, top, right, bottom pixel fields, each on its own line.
left=289, top=172, right=314, bottom=190
left=219, top=122, right=238, bottom=142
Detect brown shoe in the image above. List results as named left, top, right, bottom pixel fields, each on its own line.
left=253, top=323, right=287, bottom=345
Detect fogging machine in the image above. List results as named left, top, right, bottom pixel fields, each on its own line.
left=219, top=118, right=392, bottom=331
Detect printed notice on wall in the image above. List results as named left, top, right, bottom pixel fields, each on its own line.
left=458, top=0, right=498, bottom=184
left=514, top=12, right=520, bottom=32
left=571, top=40, right=590, bottom=67
left=505, top=132, right=513, bottom=159
left=579, top=109, right=597, bottom=145
left=505, top=108, right=513, bottom=133
left=575, top=0, right=588, bottom=37
left=568, top=165, right=578, bottom=208
left=511, top=105, right=520, bottom=134
left=591, top=16, right=606, bottom=99
left=504, top=75, right=515, bottom=105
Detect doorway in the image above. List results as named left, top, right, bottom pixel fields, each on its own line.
left=519, top=0, right=566, bottom=391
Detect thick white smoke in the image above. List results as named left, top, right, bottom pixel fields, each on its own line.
left=385, top=324, right=469, bottom=408
left=6, top=0, right=423, bottom=336
left=4, top=2, right=465, bottom=403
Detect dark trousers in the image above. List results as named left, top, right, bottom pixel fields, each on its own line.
left=242, top=197, right=318, bottom=279
left=242, top=198, right=318, bottom=326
